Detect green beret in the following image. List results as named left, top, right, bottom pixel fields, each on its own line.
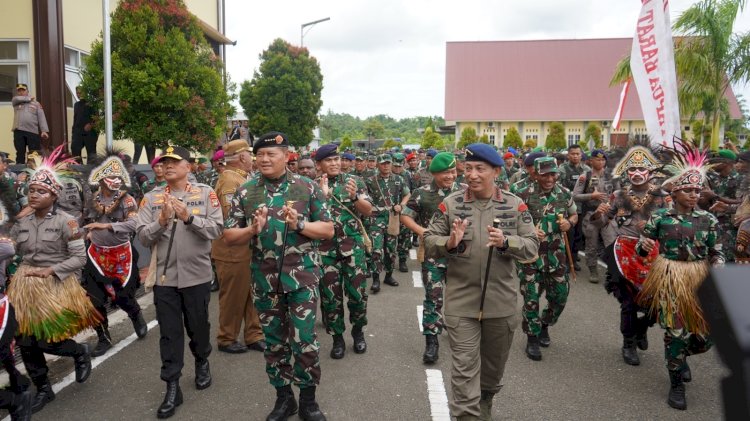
left=718, top=149, right=737, bottom=161
left=429, top=152, right=457, bottom=173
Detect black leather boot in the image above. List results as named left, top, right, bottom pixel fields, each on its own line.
left=667, top=370, right=687, bottom=410
left=298, top=386, right=327, bottom=421
left=681, top=361, right=692, bottom=383
left=622, top=336, right=640, bottom=366
left=130, top=310, right=148, bottom=339
left=74, top=343, right=92, bottom=383
left=479, top=390, right=494, bottom=421
left=383, top=272, right=399, bottom=286
left=92, top=325, right=112, bottom=357
left=525, top=335, right=542, bottom=361
left=195, top=359, right=212, bottom=390
left=423, top=335, right=439, bottom=364
left=266, top=385, right=297, bottom=421
left=31, top=380, right=55, bottom=414
left=157, top=380, right=183, bottom=419
left=539, top=324, right=551, bottom=347
left=351, top=326, right=367, bottom=354
left=330, top=335, right=345, bottom=359
left=636, top=332, right=649, bottom=350
left=370, top=273, right=381, bottom=293
left=398, top=258, right=408, bottom=273
left=9, top=388, right=32, bottom=420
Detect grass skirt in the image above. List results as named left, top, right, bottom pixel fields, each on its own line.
left=6, top=265, right=102, bottom=342
left=636, top=256, right=709, bottom=335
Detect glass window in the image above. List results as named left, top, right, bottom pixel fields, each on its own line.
left=0, top=40, right=30, bottom=102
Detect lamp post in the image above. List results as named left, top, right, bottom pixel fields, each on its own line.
left=301, top=17, right=330, bottom=47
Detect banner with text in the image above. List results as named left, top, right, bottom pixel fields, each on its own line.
left=630, top=0, right=680, bottom=149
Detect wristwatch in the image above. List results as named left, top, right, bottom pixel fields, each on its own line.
left=184, top=215, right=194, bottom=225
left=295, top=220, right=306, bottom=233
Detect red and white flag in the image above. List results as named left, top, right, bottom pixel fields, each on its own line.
left=630, top=0, right=681, bottom=148
left=612, top=79, right=631, bottom=130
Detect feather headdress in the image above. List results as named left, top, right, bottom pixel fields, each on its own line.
left=27, top=144, right=80, bottom=195
left=660, top=137, right=714, bottom=192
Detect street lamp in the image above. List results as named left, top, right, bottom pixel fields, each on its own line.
left=301, top=17, right=330, bottom=47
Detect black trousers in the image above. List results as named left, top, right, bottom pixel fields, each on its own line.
left=18, top=337, right=84, bottom=386
left=132, top=144, right=156, bottom=165
left=603, top=243, right=655, bottom=338
left=569, top=213, right=584, bottom=258
left=71, top=132, right=98, bottom=163
left=13, top=129, right=41, bottom=164
left=153, top=283, right=212, bottom=382
left=83, top=250, right=142, bottom=330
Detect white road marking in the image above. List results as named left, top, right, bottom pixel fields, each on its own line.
left=425, top=369, right=451, bottom=421
left=577, top=251, right=608, bottom=269
left=409, top=249, right=417, bottom=260
left=412, top=270, right=423, bottom=288
left=417, top=305, right=424, bottom=332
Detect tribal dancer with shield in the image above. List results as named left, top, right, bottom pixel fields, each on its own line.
left=7, top=145, right=101, bottom=414
left=591, top=145, right=666, bottom=366
left=635, top=140, right=724, bottom=410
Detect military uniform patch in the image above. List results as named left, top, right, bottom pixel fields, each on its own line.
left=67, top=219, right=83, bottom=240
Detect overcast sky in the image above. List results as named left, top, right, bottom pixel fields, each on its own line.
left=224, top=0, right=750, bottom=120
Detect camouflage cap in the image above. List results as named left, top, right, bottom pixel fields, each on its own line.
left=377, top=154, right=392, bottom=164
left=534, top=156, right=559, bottom=174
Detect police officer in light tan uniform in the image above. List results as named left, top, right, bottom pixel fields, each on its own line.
left=425, top=143, right=539, bottom=421
left=135, top=146, right=223, bottom=419
left=212, top=139, right=265, bottom=354
left=11, top=83, right=49, bottom=164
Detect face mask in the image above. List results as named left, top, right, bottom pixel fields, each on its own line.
left=627, top=168, right=650, bottom=186
left=103, top=177, right=123, bottom=191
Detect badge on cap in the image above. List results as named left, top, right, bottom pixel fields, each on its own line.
left=275, top=135, right=283, bottom=144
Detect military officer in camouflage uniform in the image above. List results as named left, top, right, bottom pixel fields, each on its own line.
left=366, top=154, right=378, bottom=173
left=513, top=156, right=577, bottom=361
left=559, top=145, right=590, bottom=270
left=401, top=152, right=461, bottom=364
left=340, top=152, right=355, bottom=174
left=454, top=152, right=466, bottom=184
left=572, top=149, right=616, bottom=283
left=509, top=152, right=545, bottom=192
left=224, top=132, right=333, bottom=421
left=314, top=144, right=372, bottom=360
left=365, top=154, right=410, bottom=292
left=636, top=153, right=724, bottom=411
left=705, top=149, right=742, bottom=262
left=503, top=152, right=519, bottom=180
left=412, top=149, right=435, bottom=188
left=392, top=153, right=413, bottom=272
left=424, top=143, right=539, bottom=421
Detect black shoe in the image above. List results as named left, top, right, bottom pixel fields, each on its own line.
left=74, top=344, right=92, bottom=383
left=370, top=273, right=381, bottom=294
left=92, top=326, right=112, bottom=358
left=299, top=386, right=327, bottom=421
left=636, top=333, right=649, bottom=351
left=539, top=325, right=551, bottom=347
left=383, top=273, right=399, bottom=286
left=622, top=337, right=640, bottom=366
left=157, top=380, right=183, bottom=419
left=398, top=259, right=408, bottom=273
left=330, top=335, right=345, bottom=359
left=351, top=327, right=367, bottom=354
left=210, top=278, right=219, bottom=292
left=423, top=335, right=439, bottom=364
left=131, top=311, right=148, bottom=339
left=247, top=340, right=267, bottom=352
left=266, top=385, right=297, bottom=421
left=9, top=389, right=32, bottom=421
left=525, top=335, right=542, bottom=361
left=31, top=381, right=55, bottom=414
left=218, top=342, right=249, bottom=354
left=681, top=362, right=692, bottom=383
left=667, top=371, right=687, bottom=410
left=195, top=359, right=212, bottom=390
left=573, top=262, right=582, bottom=272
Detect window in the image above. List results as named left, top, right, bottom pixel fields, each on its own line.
left=567, top=134, right=581, bottom=146
left=489, top=135, right=495, bottom=143
left=64, top=46, right=89, bottom=107
left=0, top=40, right=30, bottom=102
left=488, top=122, right=494, bottom=127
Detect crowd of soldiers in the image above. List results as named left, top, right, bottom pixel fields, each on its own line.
left=0, top=131, right=747, bottom=421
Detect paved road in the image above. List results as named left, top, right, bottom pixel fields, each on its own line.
left=15, top=251, right=726, bottom=421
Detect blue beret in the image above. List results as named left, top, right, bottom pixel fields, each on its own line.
left=341, top=152, right=356, bottom=161
left=524, top=151, right=547, bottom=167
left=508, top=147, right=518, bottom=155
left=314, top=144, right=338, bottom=161
left=465, top=143, right=503, bottom=167
left=427, top=149, right=438, bottom=158
left=590, top=149, right=607, bottom=160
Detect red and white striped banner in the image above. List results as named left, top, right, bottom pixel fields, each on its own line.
left=630, top=0, right=681, bottom=148
left=613, top=79, right=631, bottom=130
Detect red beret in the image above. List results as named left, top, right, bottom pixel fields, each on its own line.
left=503, top=152, right=514, bottom=159
left=406, top=152, right=417, bottom=161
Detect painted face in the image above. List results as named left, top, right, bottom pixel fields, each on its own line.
left=102, top=176, right=122, bottom=191
left=28, top=185, right=55, bottom=209
left=627, top=168, right=651, bottom=186
left=672, top=187, right=700, bottom=211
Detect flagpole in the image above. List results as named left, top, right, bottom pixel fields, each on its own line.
left=103, top=0, right=113, bottom=150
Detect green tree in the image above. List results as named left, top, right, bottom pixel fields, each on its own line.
left=364, top=118, right=386, bottom=139
left=382, top=138, right=400, bottom=149
left=80, top=0, right=232, bottom=153
left=545, top=122, right=567, bottom=150
left=503, top=127, right=523, bottom=149
left=339, top=135, right=352, bottom=149
left=421, top=127, right=442, bottom=149
left=479, top=134, right=490, bottom=144
left=239, top=38, right=323, bottom=147
left=457, top=126, right=479, bottom=149
left=524, top=138, right=538, bottom=149
left=584, top=123, right=603, bottom=149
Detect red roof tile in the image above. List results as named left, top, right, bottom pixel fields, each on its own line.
left=444, top=38, right=742, bottom=122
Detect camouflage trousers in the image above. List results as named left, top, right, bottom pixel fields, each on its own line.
left=421, top=260, right=446, bottom=335
left=253, top=284, right=321, bottom=388
left=582, top=212, right=615, bottom=270
left=663, top=328, right=713, bottom=373
left=518, top=262, right=570, bottom=336
left=370, top=211, right=397, bottom=274
left=320, top=250, right=369, bottom=336
left=397, top=224, right=412, bottom=261
left=717, top=219, right=737, bottom=262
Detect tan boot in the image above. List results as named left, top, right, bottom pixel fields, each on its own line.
left=479, top=391, right=494, bottom=421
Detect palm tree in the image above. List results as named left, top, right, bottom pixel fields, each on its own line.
left=610, top=0, right=750, bottom=149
